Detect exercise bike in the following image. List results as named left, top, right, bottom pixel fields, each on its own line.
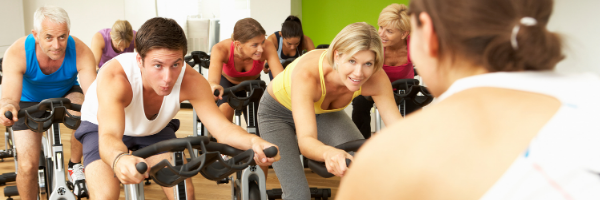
left=373, top=78, right=434, bottom=131
left=124, top=136, right=277, bottom=200
left=0, top=57, right=17, bottom=186
left=210, top=80, right=272, bottom=200
left=184, top=51, right=212, bottom=139
left=3, top=98, right=86, bottom=200
left=267, top=140, right=366, bottom=200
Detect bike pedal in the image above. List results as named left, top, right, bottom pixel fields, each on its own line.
left=266, top=188, right=283, bottom=199
left=216, top=177, right=230, bottom=184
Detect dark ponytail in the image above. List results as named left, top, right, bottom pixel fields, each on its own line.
left=281, top=15, right=304, bottom=48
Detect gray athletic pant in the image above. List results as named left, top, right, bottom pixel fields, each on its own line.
left=258, top=93, right=364, bottom=200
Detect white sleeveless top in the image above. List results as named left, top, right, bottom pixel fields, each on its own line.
left=81, top=53, right=185, bottom=137
left=436, top=71, right=600, bottom=200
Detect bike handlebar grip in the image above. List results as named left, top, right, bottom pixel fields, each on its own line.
left=70, top=104, right=82, bottom=112
left=136, top=162, right=148, bottom=174
left=264, top=146, right=278, bottom=158
left=214, top=90, right=220, bottom=97
left=4, top=111, right=12, bottom=120
left=346, top=158, right=352, bottom=167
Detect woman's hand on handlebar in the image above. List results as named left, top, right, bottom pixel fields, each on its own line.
left=323, top=148, right=353, bottom=177
left=210, top=84, right=224, bottom=101
left=0, top=104, right=18, bottom=126
left=263, top=66, right=270, bottom=74
left=114, top=155, right=148, bottom=184
left=251, top=137, right=280, bottom=167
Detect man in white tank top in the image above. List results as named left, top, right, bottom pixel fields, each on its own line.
left=74, top=17, right=280, bottom=200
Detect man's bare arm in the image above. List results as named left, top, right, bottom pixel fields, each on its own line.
left=0, top=37, right=27, bottom=125
left=73, top=36, right=97, bottom=95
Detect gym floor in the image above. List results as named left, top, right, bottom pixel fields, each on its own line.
left=0, top=108, right=342, bottom=200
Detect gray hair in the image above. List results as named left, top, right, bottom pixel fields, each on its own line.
left=33, top=6, right=71, bottom=33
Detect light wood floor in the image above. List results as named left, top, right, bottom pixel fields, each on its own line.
left=0, top=108, right=341, bottom=200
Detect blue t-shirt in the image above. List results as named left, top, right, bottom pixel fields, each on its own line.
left=21, top=34, right=79, bottom=102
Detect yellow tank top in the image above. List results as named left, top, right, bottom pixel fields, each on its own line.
left=272, top=50, right=362, bottom=114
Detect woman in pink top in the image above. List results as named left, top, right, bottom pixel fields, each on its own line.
left=90, top=20, right=136, bottom=70
left=352, top=4, right=415, bottom=138
left=209, top=18, right=284, bottom=121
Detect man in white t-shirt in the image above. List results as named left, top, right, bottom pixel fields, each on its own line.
left=74, top=17, right=280, bottom=199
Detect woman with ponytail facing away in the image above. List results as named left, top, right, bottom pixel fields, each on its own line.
left=338, top=0, right=600, bottom=199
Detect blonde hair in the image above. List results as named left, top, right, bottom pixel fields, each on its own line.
left=326, top=22, right=384, bottom=72
left=378, top=4, right=411, bottom=34
left=33, top=6, right=70, bottom=33
left=110, top=20, right=134, bottom=47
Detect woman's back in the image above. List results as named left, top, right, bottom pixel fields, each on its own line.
left=339, top=71, right=600, bottom=199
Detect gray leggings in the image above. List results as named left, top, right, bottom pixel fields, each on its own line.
left=258, top=93, right=364, bottom=200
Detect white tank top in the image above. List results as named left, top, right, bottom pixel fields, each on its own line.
left=81, top=53, right=185, bottom=137
left=436, top=71, right=600, bottom=200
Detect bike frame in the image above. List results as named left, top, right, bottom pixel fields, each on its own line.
left=229, top=90, right=267, bottom=200
left=45, top=122, right=77, bottom=200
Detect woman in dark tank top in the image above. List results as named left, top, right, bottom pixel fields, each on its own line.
left=265, top=15, right=315, bottom=80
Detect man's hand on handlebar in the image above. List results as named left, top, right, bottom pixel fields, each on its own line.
left=323, top=148, right=353, bottom=177
left=0, top=104, right=19, bottom=126
left=114, top=155, right=148, bottom=184
left=251, top=137, right=280, bottom=167
left=210, top=84, right=224, bottom=101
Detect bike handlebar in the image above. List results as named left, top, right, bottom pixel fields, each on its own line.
left=213, top=80, right=266, bottom=111
left=199, top=144, right=277, bottom=181
left=136, top=162, right=148, bottom=174
left=391, top=79, right=434, bottom=107
left=3, top=98, right=82, bottom=132
left=306, top=139, right=365, bottom=178
left=131, top=136, right=278, bottom=187
left=184, top=51, right=210, bottom=69
left=214, top=80, right=266, bottom=97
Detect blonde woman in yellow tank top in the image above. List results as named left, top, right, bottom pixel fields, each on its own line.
left=257, top=22, right=402, bottom=199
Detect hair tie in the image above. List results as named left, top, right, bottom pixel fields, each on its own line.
left=511, top=17, right=538, bottom=50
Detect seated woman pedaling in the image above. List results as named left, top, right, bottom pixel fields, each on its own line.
left=257, top=22, right=402, bottom=200
left=265, top=15, right=315, bottom=80
left=90, top=20, right=136, bottom=70
left=209, top=18, right=284, bottom=123
left=352, top=3, right=418, bottom=139
left=337, top=0, right=600, bottom=199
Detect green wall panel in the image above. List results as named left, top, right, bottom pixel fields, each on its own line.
left=302, top=0, right=411, bottom=46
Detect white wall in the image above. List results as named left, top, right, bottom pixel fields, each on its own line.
left=0, top=0, right=25, bottom=57
left=250, top=0, right=291, bottom=35
left=291, top=0, right=302, bottom=20
left=548, top=0, right=600, bottom=75
left=219, top=0, right=251, bottom=41
left=124, top=0, right=157, bottom=31
left=23, top=0, right=126, bottom=48
left=198, top=0, right=220, bottom=19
